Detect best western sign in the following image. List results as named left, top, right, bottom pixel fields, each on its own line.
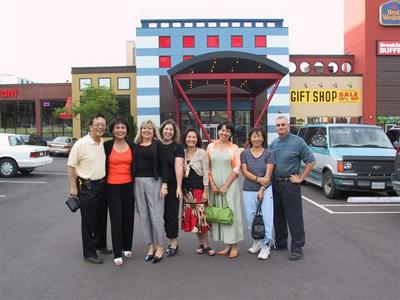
left=0, top=89, right=19, bottom=98
left=290, top=89, right=361, bottom=104
left=380, top=0, right=400, bottom=26
left=377, top=41, right=400, bottom=55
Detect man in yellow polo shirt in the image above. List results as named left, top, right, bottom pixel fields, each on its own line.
left=67, top=114, right=111, bottom=264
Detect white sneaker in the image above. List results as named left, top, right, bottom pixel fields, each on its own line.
left=123, top=251, right=133, bottom=258
left=257, top=245, right=271, bottom=260
left=248, top=240, right=262, bottom=254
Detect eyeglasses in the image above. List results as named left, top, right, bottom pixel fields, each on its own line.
left=276, top=123, right=287, bottom=127
left=92, top=124, right=106, bottom=128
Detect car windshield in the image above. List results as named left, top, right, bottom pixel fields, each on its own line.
left=330, top=127, right=393, bottom=148
left=53, top=137, right=71, bottom=143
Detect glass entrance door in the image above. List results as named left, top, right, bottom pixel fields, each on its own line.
left=200, top=124, right=219, bottom=143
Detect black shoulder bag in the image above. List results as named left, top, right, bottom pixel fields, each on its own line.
left=251, top=201, right=265, bottom=240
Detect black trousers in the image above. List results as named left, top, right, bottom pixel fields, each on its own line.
left=96, top=192, right=108, bottom=250
left=78, top=180, right=105, bottom=258
left=164, top=181, right=179, bottom=239
left=105, top=182, right=135, bottom=259
left=272, top=180, right=305, bottom=253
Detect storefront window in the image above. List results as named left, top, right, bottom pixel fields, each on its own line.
left=0, top=101, right=36, bottom=134
left=42, top=100, right=72, bottom=138
left=335, top=117, right=349, bottom=124
left=234, top=111, right=251, bottom=147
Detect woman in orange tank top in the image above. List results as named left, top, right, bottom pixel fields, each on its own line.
left=103, top=117, right=135, bottom=266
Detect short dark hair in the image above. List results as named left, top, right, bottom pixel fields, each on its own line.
left=217, top=121, right=235, bottom=139
left=109, top=116, right=130, bottom=136
left=89, top=114, right=106, bottom=126
left=183, top=128, right=202, bottom=148
left=247, top=127, right=266, bottom=148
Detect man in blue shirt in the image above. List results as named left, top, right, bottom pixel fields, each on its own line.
left=270, top=116, right=315, bottom=261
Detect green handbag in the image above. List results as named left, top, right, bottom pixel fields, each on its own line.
left=205, top=194, right=234, bottom=225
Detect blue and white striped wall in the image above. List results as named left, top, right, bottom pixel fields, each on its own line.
left=136, top=19, right=289, bottom=142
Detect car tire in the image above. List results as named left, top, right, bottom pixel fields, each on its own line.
left=322, top=171, right=340, bottom=199
left=20, top=169, right=34, bottom=175
left=0, top=158, right=18, bottom=178
left=387, top=190, right=397, bottom=197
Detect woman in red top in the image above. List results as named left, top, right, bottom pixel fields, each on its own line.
left=104, top=117, right=135, bottom=266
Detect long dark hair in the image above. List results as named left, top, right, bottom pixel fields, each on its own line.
left=159, top=119, right=181, bottom=144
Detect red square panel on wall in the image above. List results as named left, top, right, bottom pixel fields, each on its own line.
left=159, top=36, right=171, bottom=48
left=183, top=55, right=194, bottom=61
left=231, top=35, right=243, bottom=47
left=207, top=36, right=219, bottom=48
left=255, top=36, right=266, bottom=47
left=183, top=36, right=195, bottom=48
left=159, top=56, right=171, bottom=68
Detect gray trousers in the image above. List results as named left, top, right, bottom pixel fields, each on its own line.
left=134, top=177, right=165, bottom=246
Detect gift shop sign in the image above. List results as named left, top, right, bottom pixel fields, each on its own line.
left=380, top=0, right=400, bottom=26
left=377, top=41, right=400, bottom=55
left=290, top=89, right=361, bottom=104
left=0, top=89, right=19, bottom=98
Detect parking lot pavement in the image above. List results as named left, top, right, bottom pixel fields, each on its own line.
left=301, top=183, right=400, bottom=214
left=1, top=158, right=399, bottom=300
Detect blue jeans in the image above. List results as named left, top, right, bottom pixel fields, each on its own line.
left=242, top=186, right=274, bottom=245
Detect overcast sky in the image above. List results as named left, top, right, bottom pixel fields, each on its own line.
left=0, top=0, right=344, bottom=83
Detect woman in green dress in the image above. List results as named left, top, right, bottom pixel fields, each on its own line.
left=206, top=121, right=244, bottom=258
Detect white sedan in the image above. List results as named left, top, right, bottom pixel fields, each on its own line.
left=0, top=133, right=53, bottom=177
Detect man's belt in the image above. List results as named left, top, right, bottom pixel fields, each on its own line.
left=78, top=177, right=105, bottom=184
left=77, top=177, right=105, bottom=190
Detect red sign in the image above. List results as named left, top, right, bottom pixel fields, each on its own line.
left=377, top=40, right=400, bottom=55
left=0, top=89, right=19, bottom=98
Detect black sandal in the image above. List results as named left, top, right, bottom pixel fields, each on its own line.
left=196, top=245, right=205, bottom=254
left=204, top=246, right=216, bottom=256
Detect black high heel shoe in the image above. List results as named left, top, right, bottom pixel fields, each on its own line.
left=152, top=255, right=163, bottom=264
left=145, top=253, right=154, bottom=262
left=166, top=244, right=179, bottom=257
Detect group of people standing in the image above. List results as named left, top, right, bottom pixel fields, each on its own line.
left=67, top=114, right=315, bottom=266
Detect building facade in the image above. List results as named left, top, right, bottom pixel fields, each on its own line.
left=136, top=19, right=289, bottom=144
left=71, top=66, right=137, bottom=137
left=344, top=0, right=400, bottom=129
left=0, top=83, right=71, bottom=138
left=289, top=55, right=363, bottom=132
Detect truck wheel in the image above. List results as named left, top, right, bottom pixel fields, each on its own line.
left=322, top=171, right=339, bottom=199
left=0, top=158, right=18, bottom=178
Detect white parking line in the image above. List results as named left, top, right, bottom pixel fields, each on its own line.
left=327, top=211, right=400, bottom=214
left=302, top=195, right=400, bottom=214
left=0, top=195, right=5, bottom=197
left=33, top=172, right=67, bottom=176
left=324, top=204, right=400, bottom=207
left=302, top=195, right=334, bottom=214
left=0, top=180, right=47, bottom=184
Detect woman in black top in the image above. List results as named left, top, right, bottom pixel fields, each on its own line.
left=159, top=119, right=184, bottom=257
left=134, top=120, right=168, bottom=263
